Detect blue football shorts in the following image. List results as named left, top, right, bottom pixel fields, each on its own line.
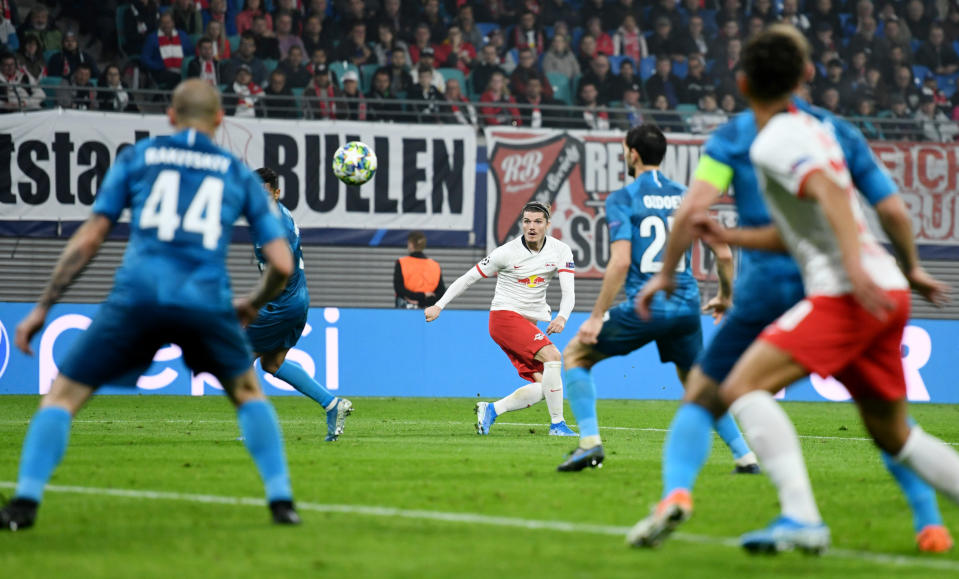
left=59, top=302, right=254, bottom=388
left=246, top=300, right=309, bottom=354
left=593, top=300, right=703, bottom=371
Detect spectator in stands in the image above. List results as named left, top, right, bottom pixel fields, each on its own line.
left=880, top=16, right=911, bottom=57
left=171, top=0, right=203, bottom=37
left=480, top=71, right=521, bottom=126
left=510, top=47, right=552, bottom=99
left=440, top=77, right=478, bottom=125
left=205, top=20, right=231, bottom=60
left=47, top=30, right=99, bottom=80
left=891, top=64, right=922, bottom=110
left=373, top=23, right=406, bottom=67
left=223, top=64, right=263, bottom=117
left=649, top=93, right=685, bottom=132
left=750, top=0, right=776, bottom=23
left=408, top=65, right=444, bottom=123
left=306, top=47, right=333, bottom=79
left=581, top=0, right=607, bottom=28
left=646, top=17, right=679, bottom=59
left=714, top=0, right=744, bottom=30
left=457, top=5, right=484, bottom=50
left=846, top=16, right=882, bottom=62
left=59, top=62, right=96, bottom=110
left=921, top=74, right=950, bottom=109
left=367, top=69, right=403, bottom=122
left=688, top=90, right=727, bottom=134
left=714, top=36, right=742, bottom=88
left=226, top=32, right=267, bottom=86
left=203, top=0, right=238, bottom=37
left=680, top=53, right=714, bottom=105
left=883, top=93, right=920, bottom=140
left=142, top=12, right=194, bottom=90
left=779, top=0, right=810, bottom=35
left=236, top=0, right=271, bottom=36
left=516, top=76, right=565, bottom=128
left=341, top=0, right=373, bottom=29
left=416, top=47, right=445, bottom=92
left=820, top=86, right=843, bottom=114
left=16, top=35, right=45, bottom=81
left=489, top=27, right=518, bottom=73
left=808, top=0, right=840, bottom=37
left=336, top=20, right=374, bottom=66
left=301, top=15, right=332, bottom=58
left=512, top=11, right=545, bottom=54
left=377, top=0, right=410, bottom=42
left=614, top=81, right=645, bottom=129
left=644, top=54, right=683, bottom=108
left=917, top=23, right=959, bottom=76
left=614, top=14, right=647, bottom=65
left=475, top=0, right=515, bottom=27
left=187, top=37, right=225, bottom=86
left=251, top=14, right=280, bottom=60
left=944, top=5, right=959, bottom=44
left=0, top=53, right=43, bottom=112
left=852, top=96, right=882, bottom=140
left=305, top=63, right=340, bottom=119
left=421, top=0, right=449, bottom=44
left=0, top=12, right=17, bottom=53
left=409, top=23, right=432, bottom=64
left=276, top=45, right=310, bottom=89
left=580, top=53, right=621, bottom=104
left=861, top=66, right=884, bottom=105
left=437, top=25, right=475, bottom=76
left=19, top=6, right=59, bottom=55
left=916, top=91, right=959, bottom=141
left=744, top=15, right=765, bottom=40
left=848, top=0, right=874, bottom=33
left=382, top=46, right=414, bottom=94
left=98, top=64, right=135, bottom=112
left=719, top=92, right=740, bottom=114
left=472, top=44, right=506, bottom=101
left=338, top=70, right=367, bottom=121
left=260, top=70, right=297, bottom=118
left=647, top=0, right=683, bottom=32
left=815, top=58, right=845, bottom=104
left=605, top=0, right=638, bottom=31
left=305, top=0, right=329, bottom=22
left=541, top=0, right=578, bottom=28
left=0, top=1, right=18, bottom=32
left=905, top=0, right=933, bottom=45
left=275, top=11, right=306, bottom=60
left=542, top=34, right=580, bottom=80
left=881, top=44, right=911, bottom=89
left=677, top=15, right=710, bottom=59
left=576, top=80, right=610, bottom=130
left=577, top=34, right=598, bottom=72
left=394, top=232, right=446, bottom=308
left=122, top=0, right=158, bottom=57
left=619, top=59, right=638, bottom=91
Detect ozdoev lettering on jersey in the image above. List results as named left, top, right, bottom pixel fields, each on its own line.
left=0, top=130, right=154, bottom=207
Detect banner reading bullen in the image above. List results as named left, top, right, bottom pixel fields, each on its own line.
left=0, top=109, right=477, bottom=232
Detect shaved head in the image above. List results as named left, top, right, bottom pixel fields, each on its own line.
left=168, top=79, right=223, bottom=135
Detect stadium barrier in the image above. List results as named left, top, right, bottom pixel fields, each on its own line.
left=0, top=303, right=951, bottom=403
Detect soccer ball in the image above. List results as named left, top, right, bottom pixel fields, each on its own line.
left=332, top=141, right=377, bottom=186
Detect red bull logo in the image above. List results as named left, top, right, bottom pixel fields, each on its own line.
left=517, top=276, right=546, bottom=288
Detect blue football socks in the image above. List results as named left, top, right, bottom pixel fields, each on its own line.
left=662, top=403, right=714, bottom=498
left=565, top=367, right=599, bottom=439
left=237, top=400, right=292, bottom=502
left=274, top=360, right=336, bottom=408
left=15, top=406, right=72, bottom=502
left=715, top=412, right=751, bottom=460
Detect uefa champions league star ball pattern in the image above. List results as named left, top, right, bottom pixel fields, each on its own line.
left=333, top=141, right=377, bottom=186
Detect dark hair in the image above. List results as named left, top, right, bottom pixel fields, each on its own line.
left=625, top=124, right=667, bottom=166
left=407, top=230, right=427, bottom=251
left=256, top=167, right=279, bottom=190
left=522, top=201, right=551, bottom=220
left=197, top=36, right=213, bottom=48
left=741, top=24, right=808, bottom=102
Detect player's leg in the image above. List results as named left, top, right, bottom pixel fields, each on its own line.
left=477, top=378, right=544, bottom=435
left=534, top=343, right=576, bottom=435
left=556, top=336, right=609, bottom=471
left=258, top=348, right=351, bottom=442
left=0, top=376, right=95, bottom=531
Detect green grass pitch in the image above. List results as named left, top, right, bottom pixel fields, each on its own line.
left=2, top=395, right=959, bottom=578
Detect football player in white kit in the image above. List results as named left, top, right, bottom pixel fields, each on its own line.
left=425, top=201, right=578, bottom=436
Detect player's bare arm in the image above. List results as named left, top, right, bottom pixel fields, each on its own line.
left=635, top=178, right=722, bottom=319
left=235, top=238, right=294, bottom=326
left=701, top=237, right=734, bottom=323
left=802, top=171, right=894, bottom=319
left=425, top=266, right=484, bottom=323
left=15, top=214, right=113, bottom=355
left=577, top=239, right=630, bottom=344
left=874, top=195, right=950, bottom=306
left=690, top=214, right=787, bottom=252
left=548, top=267, right=575, bottom=335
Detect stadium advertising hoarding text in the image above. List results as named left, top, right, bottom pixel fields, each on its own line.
left=486, top=127, right=959, bottom=276
left=0, top=110, right=477, bottom=235
left=0, top=303, right=954, bottom=404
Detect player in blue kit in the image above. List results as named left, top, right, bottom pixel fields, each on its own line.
left=248, top=168, right=352, bottom=442
left=558, top=124, right=758, bottom=474
left=1, top=80, right=301, bottom=530
left=628, top=25, right=952, bottom=552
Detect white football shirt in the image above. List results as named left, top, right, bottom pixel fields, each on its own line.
left=749, top=109, right=908, bottom=296
left=476, top=236, right=576, bottom=321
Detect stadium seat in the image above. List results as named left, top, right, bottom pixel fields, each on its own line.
left=43, top=49, right=57, bottom=63
left=570, top=73, right=582, bottom=98
left=838, top=13, right=853, bottom=37
left=936, top=73, right=959, bottom=98
left=262, top=58, right=278, bottom=74
left=544, top=26, right=554, bottom=40
left=912, top=64, right=931, bottom=84
left=608, top=55, right=634, bottom=74
left=476, top=22, right=499, bottom=38
left=290, top=86, right=305, bottom=118
left=639, top=56, right=656, bottom=81
left=228, top=35, right=240, bottom=54
left=910, top=39, right=922, bottom=53
left=40, top=76, right=61, bottom=108
left=181, top=56, right=194, bottom=79
left=116, top=4, right=130, bottom=57
left=360, top=63, right=379, bottom=94
left=671, top=59, right=688, bottom=79
left=954, top=40, right=959, bottom=56
left=329, top=61, right=359, bottom=89
left=571, top=27, right=584, bottom=51
left=546, top=72, right=571, bottom=104
left=699, top=9, right=718, bottom=35
left=676, top=103, right=698, bottom=118
left=437, top=67, right=466, bottom=94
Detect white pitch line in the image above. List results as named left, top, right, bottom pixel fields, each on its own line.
left=1, top=481, right=957, bottom=572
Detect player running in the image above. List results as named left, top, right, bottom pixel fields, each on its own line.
left=425, top=201, right=577, bottom=436
left=558, top=124, right=759, bottom=474
left=628, top=25, right=952, bottom=552
left=1, top=80, right=301, bottom=529
left=689, top=26, right=959, bottom=553
left=249, top=168, right=352, bottom=442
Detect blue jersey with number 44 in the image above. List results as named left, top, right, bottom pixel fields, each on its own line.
left=92, top=129, right=285, bottom=312
left=606, top=169, right=699, bottom=315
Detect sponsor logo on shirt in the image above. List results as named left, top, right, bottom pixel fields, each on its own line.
left=517, top=276, right=546, bottom=288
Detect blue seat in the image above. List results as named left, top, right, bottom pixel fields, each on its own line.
left=671, top=59, right=688, bottom=79
left=360, top=63, right=379, bottom=94
left=699, top=9, right=718, bottom=35
left=546, top=72, right=571, bottom=104
left=228, top=35, right=240, bottom=54
left=571, top=27, right=584, bottom=51
left=437, top=67, right=466, bottom=93
left=910, top=38, right=922, bottom=53
left=608, top=55, right=634, bottom=74
left=116, top=4, right=131, bottom=57
left=639, top=56, right=656, bottom=80
left=476, top=22, right=499, bottom=38
left=181, top=56, right=194, bottom=79
left=329, top=61, right=359, bottom=89
left=912, top=64, right=931, bottom=84
left=838, top=13, right=853, bottom=37
left=936, top=73, right=959, bottom=98
left=40, top=75, right=61, bottom=108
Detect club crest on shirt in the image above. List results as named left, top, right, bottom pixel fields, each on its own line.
left=533, top=332, right=545, bottom=341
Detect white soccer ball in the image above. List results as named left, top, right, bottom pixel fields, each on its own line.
left=332, top=141, right=377, bottom=186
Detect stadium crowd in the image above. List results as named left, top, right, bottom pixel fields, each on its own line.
left=0, top=0, right=957, bottom=140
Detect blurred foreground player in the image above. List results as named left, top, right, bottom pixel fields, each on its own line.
left=2, top=80, right=300, bottom=529
left=425, top=202, right=578, bottom=436
left=249, top=167, right=352, bottom=442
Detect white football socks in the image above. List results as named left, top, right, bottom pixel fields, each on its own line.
left=730, top=390, right=823, bottom=525
left=493, top=383, right=544, bottom=415
left=896, top=425, right=959, bottom=504
left=541, top=360, right=565, bottom=425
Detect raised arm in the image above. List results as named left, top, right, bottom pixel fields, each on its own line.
left=424, top=266, right=484, bottom=322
